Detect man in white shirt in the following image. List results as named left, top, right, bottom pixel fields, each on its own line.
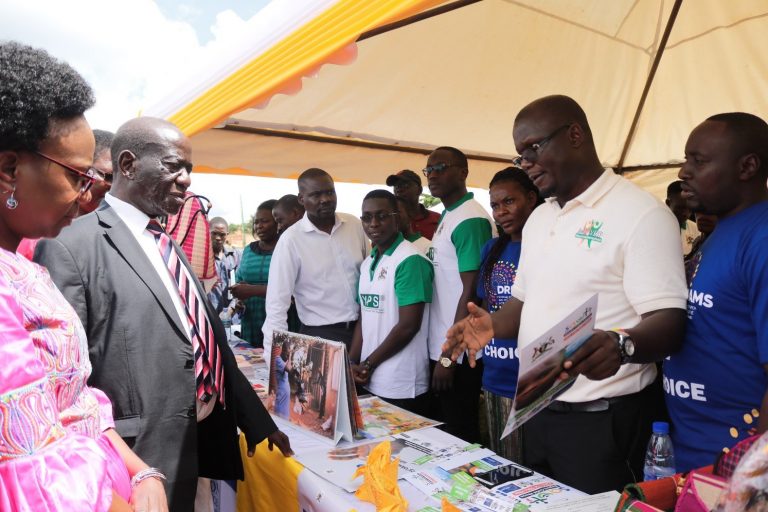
left=350, top=190, right=433, bottom=416
left=666, top=180, right=700, bottom=256
left=262, top=168, right=369, bottom=357
left=442, top=96, right=688, bottom=493
left=426, top=146, right=495, bottom=444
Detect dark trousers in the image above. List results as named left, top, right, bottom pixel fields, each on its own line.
left=429, top=357, right=484, bottom=444
left=522, top=384, right=658, bottom=494
left=379, top=393, right=431, bottom=418
left=300, top=322, right=356, bottom=350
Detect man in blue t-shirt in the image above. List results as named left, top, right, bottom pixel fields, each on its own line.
left=664, top=112, right=768, bottom=472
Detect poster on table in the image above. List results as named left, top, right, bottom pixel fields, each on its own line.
left=267, top=330, right=362, bottom=443
left=501, top=294, right=598, bottom=439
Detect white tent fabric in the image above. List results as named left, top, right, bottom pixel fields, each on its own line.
left=171, top=0, right=768, bottom=196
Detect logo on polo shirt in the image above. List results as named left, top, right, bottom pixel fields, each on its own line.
left=360, top=293, right=383, bottom=311
left=378, top=267, right=388, bottom=280
left=575, top=220, right=604, bottom=247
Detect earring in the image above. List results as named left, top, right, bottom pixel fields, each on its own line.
left=5, top=187, right=18, bottom=210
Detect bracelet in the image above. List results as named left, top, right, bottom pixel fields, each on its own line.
left=361, top=359, right=373, bottom=372
left=131, top=467, right=166, bottom=488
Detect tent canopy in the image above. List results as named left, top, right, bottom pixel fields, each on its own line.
left=147, top=0, right=768, bottom=197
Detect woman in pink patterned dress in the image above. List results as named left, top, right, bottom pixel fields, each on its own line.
left=0, top=43, right=167, bottom=511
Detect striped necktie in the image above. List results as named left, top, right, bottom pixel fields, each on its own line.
left=147, top=219, right=224, bottom=405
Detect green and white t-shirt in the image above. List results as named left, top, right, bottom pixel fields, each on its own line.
left=427, top=192, right=495, bottom=362
left=359, top=234, right=433, bottom=399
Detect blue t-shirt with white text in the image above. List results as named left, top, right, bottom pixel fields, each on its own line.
left=476, top=239, right=521, bottom=398
left=663, top=201, right=768, bottom=472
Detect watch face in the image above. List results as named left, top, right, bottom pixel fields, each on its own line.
left=440, top=357, right=452, bottom=368
left=625, top=338, right=635, bottom=356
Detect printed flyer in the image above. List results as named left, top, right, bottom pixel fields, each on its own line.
left=502, top=294, right=598, bottom=438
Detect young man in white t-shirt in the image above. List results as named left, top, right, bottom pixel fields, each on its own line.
left=349, top=190, right=434, bottom=415
left=443, top=96, right=687, bottom=493
left=425, top=147, right=495, bottom=444
left=666, top=180, right=700, bottom=256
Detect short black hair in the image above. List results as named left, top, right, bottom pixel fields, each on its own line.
left=93, top=129, right=114, bottom=158
left=666, top=180, right=684, bottom=198
left=258, top=199, right=278, bottom=212
left=297, top=168, right=332, bottom=190
left=275, top=194, right=304, bottom=213
left=432, top=146, right=468, bottom=168
left=0, top=41, right=95, bottom=151
left=209, top=216, right=227, bottom=228
left=363, top=189, right=398, bottom=211
left=706, top=112, right=768, bottom=175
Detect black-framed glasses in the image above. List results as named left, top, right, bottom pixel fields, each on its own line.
left=360, top=212, right=399, bottom=224
left=422, top=162, right=461, bottom=177
left=512, top=124, right=571, bottom=166
left=35, top=151, right=102, bottom=194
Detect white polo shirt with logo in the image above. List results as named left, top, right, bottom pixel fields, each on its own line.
left=359, top=234, right=434, bottom=399
left=512, top=169, right=687, bottom=402
left=427, top=192, right=496, bottom=362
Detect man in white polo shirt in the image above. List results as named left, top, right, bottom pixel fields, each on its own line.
left=350, top=190, right=433, bottom=415
left=427, top=146, right=496, bottom=443
left=442, top=95, right=687, bottom=493
left=263, top=168, right=369, bottom=358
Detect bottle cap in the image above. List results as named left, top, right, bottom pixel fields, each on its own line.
left=652, top=421, right=669, bottom=434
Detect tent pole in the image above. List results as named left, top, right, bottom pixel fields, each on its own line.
left=358, top=0, right=483, bottom=42
left=616, top=0, right=683, bottom=174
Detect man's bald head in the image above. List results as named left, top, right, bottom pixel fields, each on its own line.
left=705, top=112, right=768, bottom=176
left=111, top=117, right=187, bottom=175
left=515, top=95, right=592, bottom=141
left=110, top=117, right=192, bottom=217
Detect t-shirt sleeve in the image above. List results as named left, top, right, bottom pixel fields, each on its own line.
left=623, top=205, right=688, bottom=314
left=394, top=255, right=434, bottom=306
left=451, top=217, right=493, bottom=273
left=476, top=239, right=495, bottom=300
left=744, top=232, right=768, bottom=363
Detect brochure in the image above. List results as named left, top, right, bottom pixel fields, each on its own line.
left=267, top=330, right=362, bottom=443
left=501, top=294, right=598, bottom=438
left=357, top=396, right=441, bottom=439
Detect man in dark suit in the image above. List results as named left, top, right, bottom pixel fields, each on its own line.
left=35, top=117, right=292, bottom=511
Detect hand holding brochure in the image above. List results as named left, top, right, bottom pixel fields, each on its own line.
left=501, top=294, right=598, bottom=438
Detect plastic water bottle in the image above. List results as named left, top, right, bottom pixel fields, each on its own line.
left=643, top=421, right=676, bottom=481
left=219, top=309, right=233, bottom=344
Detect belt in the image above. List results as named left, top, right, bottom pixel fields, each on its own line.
left=323, top=321, right=356, bottom=330
left=546, top=390, right=643, bottom=413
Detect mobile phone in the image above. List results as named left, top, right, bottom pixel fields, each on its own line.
left=473, top=464, right=534, bottom=488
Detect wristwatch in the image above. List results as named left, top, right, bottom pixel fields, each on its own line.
left=439, top=356, right=456, bottom=368
left=611, top=329, right=635, bottom=364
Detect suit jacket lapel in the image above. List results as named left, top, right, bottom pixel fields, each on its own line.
left=96, top=204, right=189, bottom=338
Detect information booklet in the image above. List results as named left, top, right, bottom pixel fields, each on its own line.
left=501, top=294, right=598, bottom=439
left=267, top=330, right=362, bottom=443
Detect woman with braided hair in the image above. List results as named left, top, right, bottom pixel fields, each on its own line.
left=476, top=167, right=541, bottom=461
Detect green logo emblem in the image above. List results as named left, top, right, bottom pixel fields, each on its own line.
left=574, top=220, right=604, bottom=248
left=360, top=294, right=381, bottom=309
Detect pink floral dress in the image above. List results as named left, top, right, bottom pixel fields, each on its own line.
left=0, top=248, right=130, bottom=511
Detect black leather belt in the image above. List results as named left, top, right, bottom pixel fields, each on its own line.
left=547, top=390, right=642, bottom=413
left=324, top=321, right=356, bottom=330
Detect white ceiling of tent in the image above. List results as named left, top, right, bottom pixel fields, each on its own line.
left=189, top=0, right=768, bottom=194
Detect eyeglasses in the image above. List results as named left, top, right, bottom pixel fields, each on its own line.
left=512, top=124, right=571, bottom=166
left=35, top=151, right=102, bottom=194
left=360, top=212, right=398, bottom=224
left=422, top=162, right=463, bottom=177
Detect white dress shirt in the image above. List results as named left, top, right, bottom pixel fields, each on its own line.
left=104, top=193, right=216, bottom=419
left=262, top=212, right=369, bottom=357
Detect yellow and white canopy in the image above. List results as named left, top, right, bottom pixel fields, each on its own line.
left=145, top=0, right=768, bottom=197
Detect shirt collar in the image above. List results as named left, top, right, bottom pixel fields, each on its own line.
left=299, top=212, right=343, bottom=233
left=444, top=191, right=474, bottom=212
left=406, top=233, right=422, bottom=243
left=104, top=193, right=152, bottom=237
left=370, top=232, right=405, bottom=260
left=547, top=169, right=619, bottom=211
